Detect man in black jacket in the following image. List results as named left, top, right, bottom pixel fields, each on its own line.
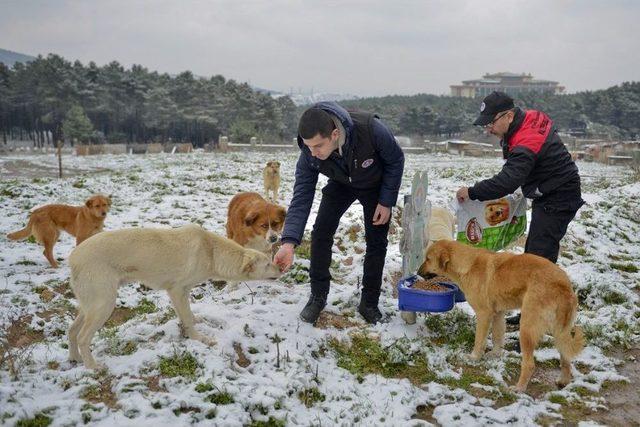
left=457, top=91, right=584, bottom=264
left=274, top=102, right=404, bottom=325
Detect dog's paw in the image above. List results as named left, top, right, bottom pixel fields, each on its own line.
left=467, top=352, right=483, bottom=362
left=555, top=378, right=571, bottom=389
left=510, top=384, right=527, bottom=394
left=85, top=361, right=107, bottom=371
left=487, top=349, right=503, bottom=359
left=191, top=332, right=216, bottom=347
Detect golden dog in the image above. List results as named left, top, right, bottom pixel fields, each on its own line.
left=7, top=195, right=111, bottom=268
left=68, top=224, right=281, bottom=369
left=419, top=240, right=584, bottom=392
left=263, top=161, right=281, bottom=201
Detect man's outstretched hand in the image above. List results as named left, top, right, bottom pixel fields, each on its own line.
left=274, top=243, right=295, bottom=272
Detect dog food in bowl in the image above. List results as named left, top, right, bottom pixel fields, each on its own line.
left=412, top=279, right=449, bottom=292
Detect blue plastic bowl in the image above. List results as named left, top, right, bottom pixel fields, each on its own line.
left=454, top=287, right=466, bottom=303
left=397, top=275, right=458, bottom=312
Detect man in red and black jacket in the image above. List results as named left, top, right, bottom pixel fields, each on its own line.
left=456, top=91, right=584, bottom=264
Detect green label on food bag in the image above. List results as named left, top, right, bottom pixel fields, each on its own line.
left=456, top=215, right=526, bottom=250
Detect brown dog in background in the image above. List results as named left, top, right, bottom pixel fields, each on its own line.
left=7, top=195, right=111, bottom=268
left=226, top=192, right=286, bottom=255
left=263, top=161, right=281, bottom=201
left=419, top=240, right=584, bottom=392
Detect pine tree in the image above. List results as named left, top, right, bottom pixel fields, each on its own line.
left=62, top=105, right=94, bottom=144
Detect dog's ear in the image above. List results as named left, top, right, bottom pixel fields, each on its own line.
left=85, top=198, right=93, bottom=208
left=242, top=254, right=256, bottom=274
left=438, top=245, right=451, bottom=271
left=244, top=210, right=259, bottom=226
left=107, top=195, right=113, bottom=206
left=277, top=206, right=286, bottom=222
left=275, top=161, right=280, bottom=167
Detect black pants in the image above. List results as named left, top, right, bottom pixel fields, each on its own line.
left=525, top=190, right=584, bottom=263
left=309, top=181, right=390, bottom=306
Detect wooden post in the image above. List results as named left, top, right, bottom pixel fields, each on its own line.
left=56, top=140, right=64, bottom=179
left=400, top=171, right=431, bottom=325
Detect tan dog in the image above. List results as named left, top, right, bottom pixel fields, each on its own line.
left=226, top=192, right=286, bottom=254
left=263, top=161, right=281, bottom=201
left=7, top=195, right=111, bottom=268
left=67, top=224, right=281, bottom=369
left=484, top=198, right=510, bottom=226
left=419, top=240, right=584, bottom=392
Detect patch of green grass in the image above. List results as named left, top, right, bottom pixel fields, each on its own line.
left=15, top=414, right=52, bottom=427
left=26, top=235, right=37, bottom=244
left=134, top=298, right=157, bottom=314
left=574, top=247, right=587, bottom=256
left=548, top=394, right=568, bottom=405
left=610, top=263, right=638, bottom=273
left=204, top=391, right=234, bottom=405
left=16, top=260, right=38, bottom=266
left=424, top=310, right=476, bottom=351
left=158, top=350, right=200, bottom=379
left=294, top=240, right=311, bottom=259
left=329, top=334, right=437, bottom=385
left=561, top=251, right=573, bottom=260
left=298, top=387, right=326, bottom=408
left=248, top=416, right=286, bottom=427
left=602, top=290, right=627, bottom=305
left=195, top=382, right=214, bottom=393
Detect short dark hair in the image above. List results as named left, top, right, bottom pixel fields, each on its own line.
left=298, top=108, right=335, bottom=139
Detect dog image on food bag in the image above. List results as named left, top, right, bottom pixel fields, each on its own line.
left=484, top=198, right=510, bottom=226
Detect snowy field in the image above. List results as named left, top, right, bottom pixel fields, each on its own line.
left=0, top=151, right=638, bottom=426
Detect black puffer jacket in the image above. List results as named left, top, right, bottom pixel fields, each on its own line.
left=468, top=108, right=582, bottom=209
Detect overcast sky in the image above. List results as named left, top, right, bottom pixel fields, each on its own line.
left=2, top=0, right=639, bottom=97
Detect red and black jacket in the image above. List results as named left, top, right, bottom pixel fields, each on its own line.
left=468, top=108, right=581, bottom=205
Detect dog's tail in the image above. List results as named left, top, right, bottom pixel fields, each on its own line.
left=555, top=291, right=585, bottom=360
left=7, top=223, right=32, bottom=241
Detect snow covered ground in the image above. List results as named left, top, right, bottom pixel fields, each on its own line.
left=0, top=151, right=638, bottom=426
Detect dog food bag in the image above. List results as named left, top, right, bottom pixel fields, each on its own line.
left=454, top=192, right=527, bottom=251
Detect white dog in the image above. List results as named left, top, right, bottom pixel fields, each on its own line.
left=67, top=224, right=281, bottom=369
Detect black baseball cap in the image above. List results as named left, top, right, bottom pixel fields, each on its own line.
left=473, top=91, right=515, bottom=126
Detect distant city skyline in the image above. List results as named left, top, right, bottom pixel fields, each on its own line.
left=2, top=0, right=639, bottom=97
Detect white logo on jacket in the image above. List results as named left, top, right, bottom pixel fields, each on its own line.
left=361, top=159, right=374, bottom=168
left=480, top=102, right=486, bottom=112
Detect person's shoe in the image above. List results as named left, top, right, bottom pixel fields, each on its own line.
left=300, top=294, right=327, bottom=324
left=506, top=313, right=521, bottom=326
left=358, top=303, right=383, bottom=324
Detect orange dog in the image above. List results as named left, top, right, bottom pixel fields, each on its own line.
left=420, top=240, right=584, bottom=392
left=7, top=195, right=111, bottom=268
left=226, top=192, right=286, bottom=254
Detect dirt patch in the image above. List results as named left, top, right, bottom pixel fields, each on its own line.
left=105, top=307, right=136, bottom=328
left=144, top=375, right=167, bottom=393
left=0, top=158, right=108, bottom=179
left=81, top=374, right=120, bottom=409
left=315, top=312, right=360, bottom=330
left=233, top=342, right=251, bottom=368
left=585, top=348, right=640, bottom=426
left=4, top=315, right=45, bottom=348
